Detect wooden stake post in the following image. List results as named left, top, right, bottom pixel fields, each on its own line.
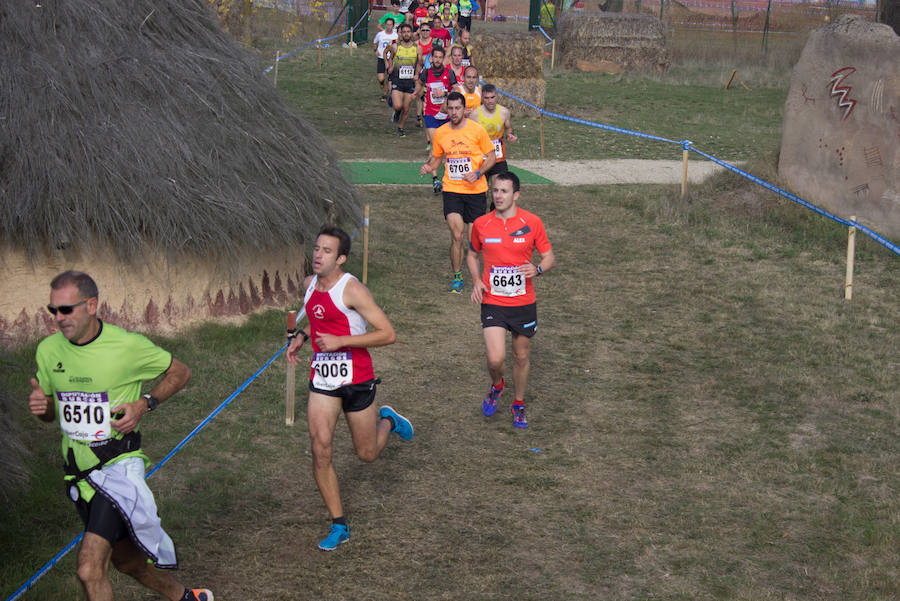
left=273, top=50, right=280, bottom=87
left=285, top=310, right=297, bottom=425
left=680, top=140, right=691, bottom=199
left=317, top=41, right=322, bottom=70
left=845, top=216, right=856, bottom=300
left=540, top=113, right=545, bottom=159
left=550, top=39, right=556, bottom=70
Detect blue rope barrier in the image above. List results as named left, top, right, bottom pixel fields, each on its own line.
left=6, top=343, right=288, bottom=601
left=690, top=148, right=900, bottom=257
left=488, top=83, right=900, bottom=258
left=264, top=9, right=369, bottom=73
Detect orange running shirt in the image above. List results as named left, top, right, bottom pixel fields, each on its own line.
left=431, top=119, right=494, bottom=194
left=470, top=208, right=552, bottom=307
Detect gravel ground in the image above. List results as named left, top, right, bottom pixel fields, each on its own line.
left=508, top=159, right=729, bottom=186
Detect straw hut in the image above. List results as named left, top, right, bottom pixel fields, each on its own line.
left=0, top=0, right=361, bottom=347
left=472, top=33, right=545, bottom=117
left=556, top=12, right=669, bottom=73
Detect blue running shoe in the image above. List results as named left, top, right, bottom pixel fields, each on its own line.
left=512, top=404, right=528, bottom=429
left=189, top=590, right=214, bottom=601
left=448, top=277, right=464, bottom=294
left=482, top=382, right=503, bottom=416
left=380, top=405, right=414, bottom=440
left=318, top=524, right=350, bottom=551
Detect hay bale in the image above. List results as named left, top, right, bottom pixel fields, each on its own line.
left=557, top=12, right=669, bottom=73
left=471, top=32, right=545, bottom=116
left=471, top=32, right=544, bottom=79
left=480, top=77, right=546, bottom=117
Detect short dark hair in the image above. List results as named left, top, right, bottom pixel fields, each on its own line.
left=399, top=22, right=413, bottom=31
left=446, top=90, right=465, bottom=106
left=482, top=83, right=497, bottom=95
left=431, top=44, right=445, bottom=57
left=494, top=171, right=520, bottom=193
left=51, top=270, right=99, bottom=299
left=317, top=225, right=351, bottom=258
left=384, top=17, right=395, bottom=24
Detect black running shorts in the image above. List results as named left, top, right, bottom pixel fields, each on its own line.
left=443, top=190, right=487, bottom=223
left=74, top=489, right=130, bottom=545
left=308, top=378, right=378, bottom=413
left=480, top=303, right=538, bottom=338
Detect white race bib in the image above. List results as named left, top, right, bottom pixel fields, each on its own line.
left=461, top=58, right=471, bottom=67
left=399, top=65, right=414, bottom=79
left=58, top=391, right=111, bottom=442
left=312, top=352, right=353, bottom=391
left=428, top=81, right=446, bottom=104
left=492, top=138, right=504, bottom=159
left=446, top=156, right=473, bottom=180
left=460, top=8, right=471, bottom=16
left=490, top=266, right=526, bottom=297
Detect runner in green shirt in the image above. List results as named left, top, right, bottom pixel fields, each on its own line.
left=29, top=270, right=212, bottom=601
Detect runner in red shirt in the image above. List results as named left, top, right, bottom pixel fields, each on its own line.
left=466, top=171, right=555, bottom=428
left=287, top=225, right=413, bottom=551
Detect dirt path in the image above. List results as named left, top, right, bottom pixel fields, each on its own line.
left=509, top=158, right=729, bottom=185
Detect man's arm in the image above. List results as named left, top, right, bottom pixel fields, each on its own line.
left=467, top=246, right=487, bottom=303
left=314, top=279, right=396, bottom=352
left=501, top=106, right=517, bottom=143
left=518, top=248, right=556, bottom=279
left=286, top=274, right=315, bottom=366
left=464, top=148, right=495, bottom=183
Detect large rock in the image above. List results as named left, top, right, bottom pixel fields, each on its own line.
left=779, top=16, right=900, bottom=239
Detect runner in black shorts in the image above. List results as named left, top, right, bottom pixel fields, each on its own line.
left=384, top=23, right=422, bottom=137
left=466, top=171, right=555, bottom=429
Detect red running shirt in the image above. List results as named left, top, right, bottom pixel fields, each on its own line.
left=470, top=208, right=552, bottom=307
left=303, top=273, right=374, bottom=386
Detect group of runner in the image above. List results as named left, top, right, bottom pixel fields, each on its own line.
left=25, top=5, right=552, bottom=599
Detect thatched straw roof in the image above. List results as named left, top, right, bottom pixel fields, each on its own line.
left=1, top=0, right=361, bottom=261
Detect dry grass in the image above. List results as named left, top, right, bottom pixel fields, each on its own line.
left=6, top=179, right=900, bottom=600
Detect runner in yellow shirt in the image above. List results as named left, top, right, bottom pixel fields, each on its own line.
left=470, top=83, right=516, bottom=208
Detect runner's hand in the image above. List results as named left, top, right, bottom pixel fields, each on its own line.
left=111, top=399, right=146, bottom=434
left=315, top=333, right=344, bottom=352
left=519, top=263, right=539, bottom=279
left=286, top=334, right=305, bottom=367
left=471, top=279, right=487, bottom=304
left=507, top=133, right=517, bottom=143
left=28, top=378, right=50, bottom=416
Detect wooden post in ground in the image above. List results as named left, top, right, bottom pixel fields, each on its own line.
left=318, top=41, right=322, bottom=70
left=285, top=310, right=297, bottom=425
left=273, top=50, right=280, bottom=87
left=725, top=69, right=737, bottom=90
left=363, top=204, right=370, bottom=285
left=540, top=113, right=545, bottom=159
left=845, top=216, right=856, bottom=300
left=550, top=39, right=556, bottom=70
left=681, top=146, right=689, bottom=198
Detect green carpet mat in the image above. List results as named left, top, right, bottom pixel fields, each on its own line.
left=340, top=161, right=553, bottom=185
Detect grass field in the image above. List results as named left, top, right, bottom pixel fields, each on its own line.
left=4, top=11, right=900, bottom=601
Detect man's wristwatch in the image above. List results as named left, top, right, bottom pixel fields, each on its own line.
left=142, top=393, right=159, bottom=412
left=536, top=265, right=543, bottom=276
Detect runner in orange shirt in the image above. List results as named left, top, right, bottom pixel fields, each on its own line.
left=466, top=171, right=555, bottom=428
left=419, top=91, right=496, bottom=293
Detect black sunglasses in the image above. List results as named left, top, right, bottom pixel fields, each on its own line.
left=46, top=298, right=92, bottom=316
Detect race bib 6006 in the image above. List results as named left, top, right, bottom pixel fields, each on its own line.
left=58, top=391, right=111, bottom=442
left=312, top=352, right=353, bottom=391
